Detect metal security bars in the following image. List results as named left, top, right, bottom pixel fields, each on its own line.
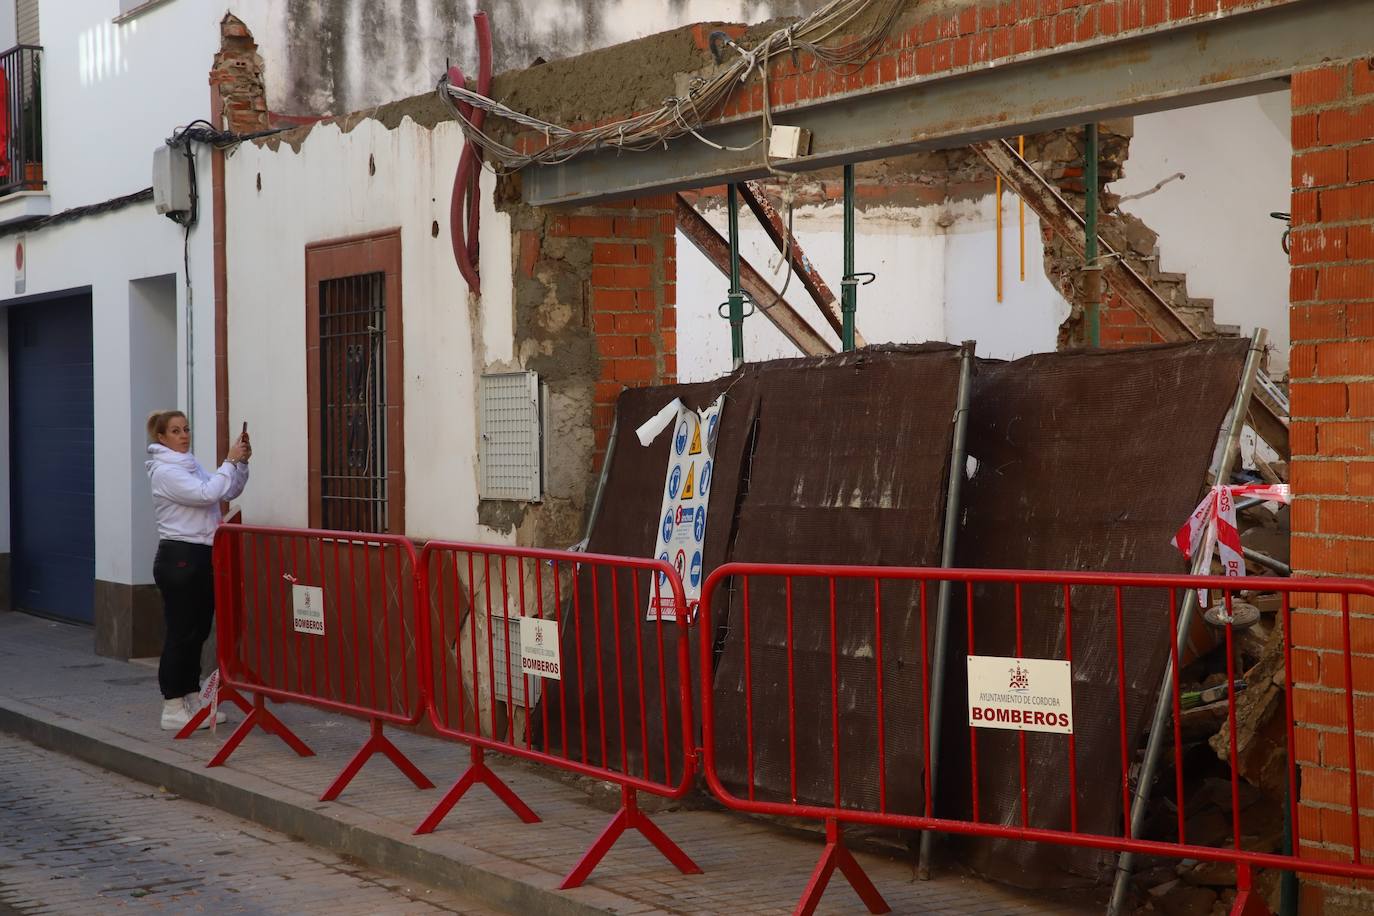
left=0, top=45, right=43, bottom=198
left=318, top=272, right=389, bottom=533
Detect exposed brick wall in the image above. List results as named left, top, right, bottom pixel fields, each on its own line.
left=210, top=14, right=269, bottom=460
left=1289, top=59, right=1374, bottom=909
left=547, top=195, right=678, bottom=466
left=508, top=0, right=1295, bottom=155
left=212, top=15, right=269, bottom=135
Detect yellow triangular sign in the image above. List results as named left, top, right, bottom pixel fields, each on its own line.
left=688, top=421, right=703, bottom=455
left=681, top=462, right=696, bottom=499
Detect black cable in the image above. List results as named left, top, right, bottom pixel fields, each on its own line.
left=167, top=118, right=288, bottom=151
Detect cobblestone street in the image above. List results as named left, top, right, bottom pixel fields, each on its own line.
left=0, top=733, right=501, bottom=914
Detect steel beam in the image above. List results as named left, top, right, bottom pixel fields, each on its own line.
left=738, top=181, right=864, bottom=347
left=674, top=194, right=835, bottom=357
left=524, top=0, right=1371, bottom=207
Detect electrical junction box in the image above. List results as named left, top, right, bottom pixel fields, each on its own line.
left=768, top=125, right=812, bottom=160
left=152, top=144, right=192, bottom=217
left=479, top=371, right=548, bottom=502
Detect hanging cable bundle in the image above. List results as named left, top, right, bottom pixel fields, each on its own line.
left=435, top=0, right=907, bottom=173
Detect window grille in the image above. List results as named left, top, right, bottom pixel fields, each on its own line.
left=319, top=272, right=389, bottom=532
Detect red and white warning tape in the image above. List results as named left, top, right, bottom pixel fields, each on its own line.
left=1172, top=483, right=1290, bottom=602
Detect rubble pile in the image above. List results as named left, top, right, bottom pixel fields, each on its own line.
left=1132, top=471, right=1292, bottom=915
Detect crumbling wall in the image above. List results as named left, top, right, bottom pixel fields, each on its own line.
left=481, top=182, right=678, bottom=548
left=231, top=0, right=828, bottom=116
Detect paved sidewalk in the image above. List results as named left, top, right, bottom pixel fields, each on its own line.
left=0, top=732, right=502, bottom=914
left=0, top=612, right=1091, bottom=915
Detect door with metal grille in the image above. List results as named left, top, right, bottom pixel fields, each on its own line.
left=318, top=272, right=388, bottom=533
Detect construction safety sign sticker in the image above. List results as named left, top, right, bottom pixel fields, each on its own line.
left=967, top=655, right=1073, bottom=735
left=636, top=394, right=725, bottom=622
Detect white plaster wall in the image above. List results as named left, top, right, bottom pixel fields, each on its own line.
left=942, top=193, right=1069, bottom=358
left=40, top=0, right=220, bottom=211
left=128, top=275, right=179, bottom=582
left=1111, top=91, right=1293, bottom=372
left=0, top=0, right=220, bottom=586
left=224, top=117, right=515, bottom=543
left=0, top=2, right=17, bottom=52
left=229, top=0, right=820, bottom=115
left=676, top=195, right=1066, bottom=381
left=0, top=203, right=212, bottom=585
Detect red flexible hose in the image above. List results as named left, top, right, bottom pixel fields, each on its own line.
left=450, top=11, right=493, bottom=296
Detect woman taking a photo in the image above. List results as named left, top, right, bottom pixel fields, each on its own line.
left=145, top=411, right=251, bottom=731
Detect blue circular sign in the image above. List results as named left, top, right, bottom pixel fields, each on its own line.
left=708, top=414, right=718, bottom=442
left=690, top=551, right=703, bottom=587
left=699, top=460, right=713, bottom=496
left=668, top=465, right=682, bottom=499
left=693, top=505, right=706, bottom=541
left=661, top=511, right=675, bottom=542
left=658, top=551, right=670, bottom=585
left=674, top=420, right=689, bottom=455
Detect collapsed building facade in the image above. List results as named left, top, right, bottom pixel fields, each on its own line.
left=142, top=1, right=1374, bottom=913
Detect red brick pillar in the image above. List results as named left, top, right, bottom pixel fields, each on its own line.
left=1289, top=60, right=1374, bottom=905
left=550, top=195, right=677, bottom=467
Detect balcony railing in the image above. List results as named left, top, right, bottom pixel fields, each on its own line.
left=0, top=45, right=42, bottom=197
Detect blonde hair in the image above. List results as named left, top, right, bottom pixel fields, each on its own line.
left=146, top=410, right=187, bottom=443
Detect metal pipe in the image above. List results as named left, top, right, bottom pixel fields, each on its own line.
left=573, top=415, right=617, bottom=553
left=1106, top=328, right=1269, bottom=916
left=1018, top=135, right=1026, bottom=282
left=841, top=164, right=857, bottom=352
left=917, top=341, right=975, bottom=880
left=1084, top=123, right=1101, bottom=348
left=1243, top=546, right=1291, bottom=577
left=996, top=173, right=1004, bottom=303
left=727, top=183, right=745, bottom=368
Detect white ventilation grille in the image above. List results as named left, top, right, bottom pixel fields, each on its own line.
left=480, top=371, right=545, bottom=502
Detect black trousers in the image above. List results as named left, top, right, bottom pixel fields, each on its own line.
left=153, top=540, right=214, bottom=700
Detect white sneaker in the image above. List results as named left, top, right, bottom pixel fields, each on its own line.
left=160, top=696, right=222, bottom=731
left=161, top=697, right=198, bottom=731
left=183, top=692, right=227, bottom=726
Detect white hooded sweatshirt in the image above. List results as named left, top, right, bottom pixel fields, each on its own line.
left=146, top=443, right=249, bottom=545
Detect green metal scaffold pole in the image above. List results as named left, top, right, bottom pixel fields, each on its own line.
left=727, top=183, right=746, bottom=368
left=841, top=164, right=857, bottom=351
left=1084, top=123, right=1101, bottom=348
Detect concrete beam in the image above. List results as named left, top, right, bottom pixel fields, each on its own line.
left=524, top=0, right=1370, bottom=207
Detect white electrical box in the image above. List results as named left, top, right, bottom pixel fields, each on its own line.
left=152, top=144, right=193, bottom=217
left=479, top=371, right=547, bottom=502
left=768, top=125, right=812, bottom=160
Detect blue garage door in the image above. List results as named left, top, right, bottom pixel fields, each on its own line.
left=9, top=295, right=95, bottom=622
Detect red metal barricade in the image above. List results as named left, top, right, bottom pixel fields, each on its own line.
left=699, top=562, right=1374, bottom=916
left=195, top=524, right=433, bottom=802
left=415, top=540, right=701, bottom=889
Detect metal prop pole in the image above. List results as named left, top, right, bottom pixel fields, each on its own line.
left=918, top=341, right=976, bottom=879
left=1106, top=328, right=1269, bottom=915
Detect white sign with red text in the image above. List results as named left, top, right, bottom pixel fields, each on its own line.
left=292, top=584, right=325, bottom=636
left=519, top=616, right=562, bottom=681
left=967, top=655, right=1074, bottom=734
